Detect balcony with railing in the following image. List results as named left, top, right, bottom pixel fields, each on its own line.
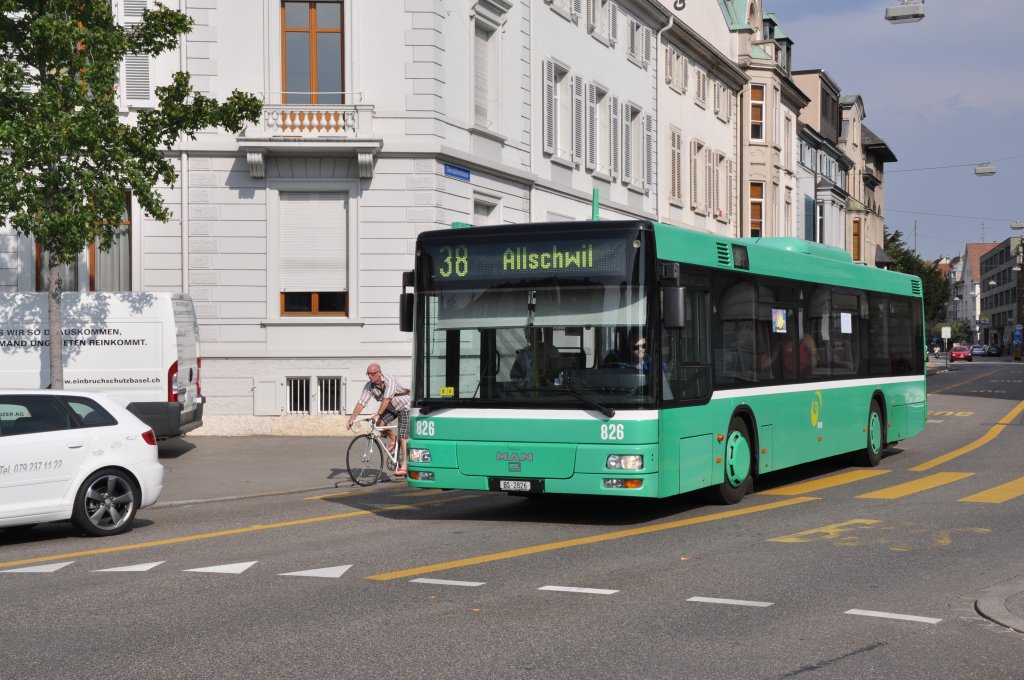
left=238, top=92, right=382, bottom=178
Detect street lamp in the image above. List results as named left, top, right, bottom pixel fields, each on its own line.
left=885, top=0, right=925, bottom=23
left=974, top=162, right=996, bottom=176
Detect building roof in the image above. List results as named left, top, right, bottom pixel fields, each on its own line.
left=862, top=124, right=897, bottom=164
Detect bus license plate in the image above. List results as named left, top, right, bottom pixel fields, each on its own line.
left=499, top=480, right=532, bottom=492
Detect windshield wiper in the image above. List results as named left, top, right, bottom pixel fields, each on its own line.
left=512, top=385, right=615, bottom=418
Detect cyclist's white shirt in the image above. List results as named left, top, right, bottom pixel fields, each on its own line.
left=357, top=374, right=411, bottom=413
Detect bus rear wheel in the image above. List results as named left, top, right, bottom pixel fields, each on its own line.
left=714, top=417, right=752, bottom=504
left=859, top=401, right=884, bottom=467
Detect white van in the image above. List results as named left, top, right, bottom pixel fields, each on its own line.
left=0, top=292, right=204, bottom=438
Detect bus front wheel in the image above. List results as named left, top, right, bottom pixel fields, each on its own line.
left=715, top=417, right=752, bottom=504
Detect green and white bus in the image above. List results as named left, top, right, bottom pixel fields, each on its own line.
left=399, top=220, right=926, bottom=503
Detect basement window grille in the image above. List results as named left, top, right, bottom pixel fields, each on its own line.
left=318, top=377, right=344, bottom=415
left=286, top=377, right=311, bottom=415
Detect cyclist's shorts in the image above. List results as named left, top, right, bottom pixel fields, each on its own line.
left=380, top=408, right=410, bottom=439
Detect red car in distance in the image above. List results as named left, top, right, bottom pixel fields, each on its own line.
left=949, top=344, right=972, bottom=362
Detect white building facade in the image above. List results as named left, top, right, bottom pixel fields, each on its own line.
left=2, top=0, right=753, bottom=434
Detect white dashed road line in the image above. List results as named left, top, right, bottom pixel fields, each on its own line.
left=687, top=596, right=774, bottom=608
left=183, top=561, right=258, bottom=574
left=279, top=565, right=352, bottom=578
left=538, top=585, right=619, bottom=595
left=0, top=561, right=75, bottom=573
left=410, top=578, right=485, bottom=587
left=845, top=609, right=942, bottom=624
left=92, top=561, right=165, bottom=573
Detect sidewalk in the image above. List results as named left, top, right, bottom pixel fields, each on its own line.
left=154, top=435, right=369, bottom=506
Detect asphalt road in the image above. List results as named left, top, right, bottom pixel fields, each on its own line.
left=2, top=360, right=1024, bottom=679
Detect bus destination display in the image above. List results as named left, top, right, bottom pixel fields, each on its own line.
left=423, top=238, right=628, bottom=284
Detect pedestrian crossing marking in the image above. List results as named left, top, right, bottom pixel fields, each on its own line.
left=856, top=472, right=973, bottom=499
left=758, top=469, right=890, bottom=496
left=959, top=475, right=1024, bottom=504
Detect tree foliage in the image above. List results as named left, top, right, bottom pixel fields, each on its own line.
left=0, top=0, right=262, bottom=386
left=884, top=228, right=949, bottom=324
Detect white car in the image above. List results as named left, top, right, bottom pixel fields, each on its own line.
left=0, top=390, right=164, bottom=537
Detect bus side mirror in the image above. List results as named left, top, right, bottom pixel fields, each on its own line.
left=663, top=286, right=686, bottom=329
left=399, top=270, right=415, bottom=332
left=399, top=293, right=413, bottom=332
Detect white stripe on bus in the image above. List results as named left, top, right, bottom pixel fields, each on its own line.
left=414, top=376, right=924, bottom=420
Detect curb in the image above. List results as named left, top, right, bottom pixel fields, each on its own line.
left=974, top=578, right=1024, bottom=633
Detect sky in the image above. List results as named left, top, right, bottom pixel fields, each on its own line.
left=765, top=0, right=1024, bottom=262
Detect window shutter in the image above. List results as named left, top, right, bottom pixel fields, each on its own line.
left=727, top=159, right=736, bottom=224
left=713, top=82, right=721, bottom=114
left=610, top=95, right=620, bottom=179
left=279, top=192, right=348, bottom=292
left=609, top=4, right=618, bottom=46
left=572, top=75, right=584, bottom=165
left=643, top=113, right=654, bottom=189
left=689, top=140, right=698, bottom=210
left=621, top=103, right=633, bottom=185
left=474, top=26, right=489, bottom=127
left=705, top=146, right=713, bottom=214
left=670, top=128, right=682, bottom=202
left=664, top=46, right=672, bottom=83
left=587, top=0, right=598, bottom=31
left=543, top=60, right=556, bottom=155
left=586, top=83, right=598, bottom=171
left=643, top=26, right=652, bottom=66
left=119, top=0, right=153, bottom=107
left=681, top=57, right=689, bottom=93
left=573, top=0, right=582, bottom=19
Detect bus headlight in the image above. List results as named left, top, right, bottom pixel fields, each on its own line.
left=408, top=448, right=431, bottom=463
left=606, top=454, right=643, bottom=470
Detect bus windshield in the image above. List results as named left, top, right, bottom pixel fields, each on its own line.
left=413, top=223, right=655, bottom=411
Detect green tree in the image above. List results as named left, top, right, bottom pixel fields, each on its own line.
left=0, top=0, right=261, bottom=387
left=930, top=320, right=971, bottom=347
left=884, top=228, right=949, bottom=324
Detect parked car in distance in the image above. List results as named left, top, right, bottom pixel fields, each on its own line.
left=0, top=390, right=163, bottom=537
left=987, top=345, right=1003, bottom=356
left=970, top=344, right=986, bottom=356
left=949, top=344, right=972, bottom=362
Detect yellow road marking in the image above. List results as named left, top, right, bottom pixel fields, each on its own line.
left=758, top=469, right=891, bottom=496
left=769, top=519, right=881, bottom=543
left=305, top=487, right=381, bottom=501
left=397, top=489, right=455, bottom=497
left=366, top=496, right=818, bottom=581
left=959, top=476, right=1024, bottom=504
left=856, top=472, right=973, bottom=499
left=928, top=368, right=1001, bottom=395
left=0, top=494, right=478, bottom=570
left=911, top=399, right=1024, bottom=472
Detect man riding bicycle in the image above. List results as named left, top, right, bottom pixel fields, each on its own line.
left=347, top=363, right=411, bottom=476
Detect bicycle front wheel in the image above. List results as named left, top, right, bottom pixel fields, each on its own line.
left=347, top=435, right=386, bottom=486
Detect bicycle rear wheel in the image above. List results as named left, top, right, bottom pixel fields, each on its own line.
left=347, top=435, right=386, bottom=486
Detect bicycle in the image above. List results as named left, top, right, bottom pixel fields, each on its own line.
left=346, top=417, right=401, bottom=486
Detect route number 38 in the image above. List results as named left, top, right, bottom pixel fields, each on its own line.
left=600, top=423, right=624, bottom=440
left=415, top=420, right=435, bottom=436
